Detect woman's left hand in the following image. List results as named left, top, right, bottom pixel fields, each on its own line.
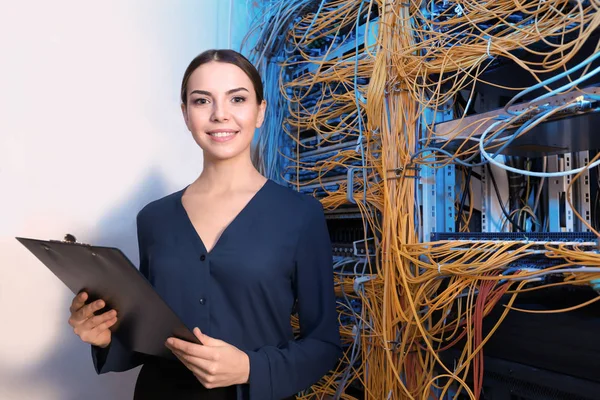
left=165, top=327, right=250, bottom=389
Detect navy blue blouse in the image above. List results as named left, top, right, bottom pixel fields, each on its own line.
left=91, top=179, right=342, bottom=399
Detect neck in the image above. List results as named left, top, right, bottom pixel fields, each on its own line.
left=196, top=148, right=263, bottom=191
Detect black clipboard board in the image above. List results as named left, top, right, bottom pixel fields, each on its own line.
left=16, top=236, right=201, bottom=359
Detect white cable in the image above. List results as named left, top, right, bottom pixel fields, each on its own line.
left=532, top=64, right=600, bottom=104
left=479, top=119, right=600, bottom=178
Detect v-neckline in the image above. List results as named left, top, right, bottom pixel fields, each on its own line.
left=177, top=179, right=271, bottom=256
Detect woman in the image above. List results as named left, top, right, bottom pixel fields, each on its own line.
left=67, top=49, right=342, bottom=400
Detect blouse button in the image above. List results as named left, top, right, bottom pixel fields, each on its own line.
left=200, top=254, right=206, bottom=261
left=199, top=298, right=206, bottom=305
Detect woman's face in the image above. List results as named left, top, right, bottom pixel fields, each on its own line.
left=181, top=61, right=266, bottom=162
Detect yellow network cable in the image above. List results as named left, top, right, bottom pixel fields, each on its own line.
left=251, top=0, right=600, bottom=398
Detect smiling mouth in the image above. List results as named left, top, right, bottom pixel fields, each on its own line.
left=207, top=131, right=239, bottom=137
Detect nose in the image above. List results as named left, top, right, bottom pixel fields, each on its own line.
left=210, top=99, right=230, bottom=122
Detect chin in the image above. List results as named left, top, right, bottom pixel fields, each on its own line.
left=202, top=146, right=250, bottom=162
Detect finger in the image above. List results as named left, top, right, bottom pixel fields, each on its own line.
left=70, top=301, right=109, bottom=328
left=166, top=338, right=227, bottom=364
left=75, top=299, right=106, bottom=322
left=169, top=349, right=214, bottom=376
left=81, top=316, right=118, bottom=343
left=193, top=327, right=225, bottom=347
left=69, top=292, right=88, bottom=313
left=91, top=316, right=118, bottom=334
left=169, top=339, right=221, bottom=361
left=73, top=310, right=117, bottom=338
left=81, top=309, right=118, bottom=332
left=193, top=327, right=203, bottom=342
left=90, top=317, right=119, bottom=337
left=166, top=337, right=206, bottom=358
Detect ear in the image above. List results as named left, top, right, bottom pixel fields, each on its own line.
left=181, top=103, right=190, bottom=130
left=256, top=100, right=267, bottom=129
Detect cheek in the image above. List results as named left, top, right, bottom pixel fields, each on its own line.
left=186, top=110, right=208, bottom=130
left=236, top=108, right=259, bottom=130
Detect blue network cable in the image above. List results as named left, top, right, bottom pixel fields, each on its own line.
left=354, top=0, right=368, bottom=205
left=504, top=50, right=600, bottom=114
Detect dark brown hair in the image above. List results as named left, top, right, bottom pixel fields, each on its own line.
left=180, top=49, right=264, bottom=105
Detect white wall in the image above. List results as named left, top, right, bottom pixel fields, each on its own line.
left=0, top=1, right=256, bottom=399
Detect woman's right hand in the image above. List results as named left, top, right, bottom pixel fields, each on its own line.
left=68, top=292, right=118, bottom=348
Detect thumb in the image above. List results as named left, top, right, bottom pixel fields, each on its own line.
left=193, top=327, right=223, bottom=346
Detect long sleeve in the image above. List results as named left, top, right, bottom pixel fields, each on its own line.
left=91, top=212, right=150, bottom=374
left=244, top=198, right=342, bottom=399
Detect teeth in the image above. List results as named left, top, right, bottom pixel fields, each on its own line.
left=209, top=131, right=237, bottom=138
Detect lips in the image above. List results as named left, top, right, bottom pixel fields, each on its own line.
left=206, top=129, right=239, bottom=142
left=207, top=131, right=238, bottom=137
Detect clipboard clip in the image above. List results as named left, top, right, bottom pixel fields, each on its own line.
left=63, top=234, right=77, bottom=243
left=49, top=234, right=90, bottom=246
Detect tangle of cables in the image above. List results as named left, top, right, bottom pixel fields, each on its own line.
left=244, top=0, right=600, bottom=398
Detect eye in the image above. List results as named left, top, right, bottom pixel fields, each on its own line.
left=232, top=96, right=246, bottom=103
left=193, top=98, right=209, bottom=105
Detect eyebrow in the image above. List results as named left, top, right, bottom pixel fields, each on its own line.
left=189, top=87, right=250, bottom=97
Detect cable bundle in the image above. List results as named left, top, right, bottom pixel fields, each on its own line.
left=244, top=0, right=600, bottom=398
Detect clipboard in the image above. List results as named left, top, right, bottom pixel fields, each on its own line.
left=16, top=236, right=201, bottom=359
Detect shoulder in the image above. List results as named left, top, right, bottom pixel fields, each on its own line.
left=136, top=187, right=185, bottom=226
left=266, top=181, right=326, bottom=238
left=268, top=179, right=324, bottom=218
